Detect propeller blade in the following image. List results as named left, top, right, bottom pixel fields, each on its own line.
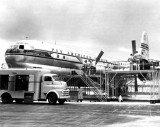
left=132, top=40, right=136, bottom=55
left=95, top=50, right=104, bottom=65
left=76, top=56, right=84, bottom=64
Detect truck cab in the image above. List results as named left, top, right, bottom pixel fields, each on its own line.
left=41, top=74, right=69, bottom=104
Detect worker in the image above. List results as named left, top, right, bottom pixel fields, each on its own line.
left=77, top=86, right=83, bottom=102
left=118, top=95, right=123, bottom=102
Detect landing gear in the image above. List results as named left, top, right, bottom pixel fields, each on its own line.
left=1, top=93, right=13, bottom=104
left=48, top=93, right=58, bottom=105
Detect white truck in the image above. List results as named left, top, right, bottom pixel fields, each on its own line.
left=0, top=69, right=70, bottom=104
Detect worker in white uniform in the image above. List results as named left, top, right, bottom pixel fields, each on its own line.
left=77, top=86, right=83, bottom=102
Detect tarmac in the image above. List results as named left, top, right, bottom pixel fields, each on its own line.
left=0, top=100, right=160, bottom=127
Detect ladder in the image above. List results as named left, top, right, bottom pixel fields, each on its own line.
left=80, top=73, right=108, bottom=101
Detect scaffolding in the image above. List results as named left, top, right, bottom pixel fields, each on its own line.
left=63, top=68, right=160, bottom=102
left=105, top=70, right=160, bottom=102
left=64, top=71, right=107, bottom=101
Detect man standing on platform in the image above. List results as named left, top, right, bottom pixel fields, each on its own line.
left=77, top=86, right=83, bottom=102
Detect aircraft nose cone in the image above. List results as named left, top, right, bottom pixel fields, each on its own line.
left=5, top=55, right=24, bottom=68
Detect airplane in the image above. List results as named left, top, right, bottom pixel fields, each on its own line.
left=5, top=40, right=111, bottom=76
left=128, top=31, right=151, bottom=70
left=129, top=32, right=159, bottom=70
left=108, top=32, right=159, bottom=75
left=128, top=32, right=159, bottom=80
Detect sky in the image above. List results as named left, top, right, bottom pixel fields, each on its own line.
left=0, top=0, right=160, bottom=64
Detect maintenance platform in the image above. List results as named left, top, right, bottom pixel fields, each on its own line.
left=65, top=69, right=160, bottom=103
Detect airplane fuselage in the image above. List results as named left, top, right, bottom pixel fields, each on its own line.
left=5, top=40, right=108, bottom=75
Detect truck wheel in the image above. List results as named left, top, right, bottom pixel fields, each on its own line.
left=58, top=99, right=66, bottom=105
left=1, top=93, right=13, bottom=104
left=48, top=93, right=57, bottom=105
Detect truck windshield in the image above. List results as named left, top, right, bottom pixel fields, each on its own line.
left=52, top=75, right=60, bottom=81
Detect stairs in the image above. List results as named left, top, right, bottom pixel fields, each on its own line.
left=66, top=73, right=108, bottom=102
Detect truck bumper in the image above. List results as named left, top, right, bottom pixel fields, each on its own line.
left=59, top=96, right=70, bottom=99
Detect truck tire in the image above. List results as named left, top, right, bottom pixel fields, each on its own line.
left=58, top=99, right=66, bottom=105
left=1, top=93, right=13, bottom=104
left=48, top=93, right=58, bottom=105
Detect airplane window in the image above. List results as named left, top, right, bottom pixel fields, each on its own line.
left=19, top=45, right=24, bottom=49
left=63, top=56, right=65, bottom=59
left=57, top=55, right=59, bottom=58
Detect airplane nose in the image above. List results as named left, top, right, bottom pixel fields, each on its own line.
left=5, top=55, right=24, bottom=68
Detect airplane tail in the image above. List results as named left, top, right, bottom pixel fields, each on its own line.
left=138, top=32, right=149, bottom=59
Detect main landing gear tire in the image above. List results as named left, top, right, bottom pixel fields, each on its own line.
left=58, top=99, right=66, bottom=105
left=48, top=93, right=58, bottom=105
left=1, top=93, right=13, bottom=104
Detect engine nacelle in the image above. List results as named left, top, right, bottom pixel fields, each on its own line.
left=81, top=65, right=105, bottom=75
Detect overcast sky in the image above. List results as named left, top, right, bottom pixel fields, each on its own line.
left=0, top=0, right=160, bottom=63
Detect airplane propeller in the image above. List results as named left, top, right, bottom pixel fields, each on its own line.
left=132, top=40, right=137, bottom=56
left=76, top=50, right=104, bottom=74
left=76, top=50, right=104, bottom=65
left=76, top=55, right=84, bottom=64
left=95, top=51, right=104, bottom=65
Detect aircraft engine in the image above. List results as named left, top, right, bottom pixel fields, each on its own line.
left=76, top=51, right=104, bottom=75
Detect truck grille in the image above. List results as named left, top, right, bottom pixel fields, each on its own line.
left=63, top=89, right=69, bottom=96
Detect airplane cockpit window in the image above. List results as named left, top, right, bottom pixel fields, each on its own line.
left=19, top=45, right=24, bottom=49
left=6, top=45, right=19, bottom=53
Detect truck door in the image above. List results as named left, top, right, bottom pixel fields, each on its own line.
left=28, top=75, right=34, bottom=92
left=41, top=76, right=53, bottom=94
left=8, top=75, right=15, bottom=91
